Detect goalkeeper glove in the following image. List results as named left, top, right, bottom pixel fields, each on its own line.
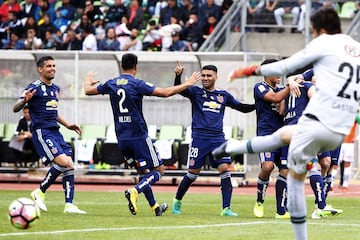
left=228, top=65, right=258, bottom=82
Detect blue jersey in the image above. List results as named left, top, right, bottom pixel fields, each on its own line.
left=284, top=81, right=313, bottom=125
left=181, top=86, right=242, bottom=139
left=21, top=80, right=61, bottom=130
left=97, top=73, right=155, bottom=140
left=254, top=81, right=284, bottom=135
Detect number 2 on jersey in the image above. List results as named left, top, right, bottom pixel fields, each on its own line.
left=337, top=63, right=360, bottom=101
left=117, top=88, right=129, bottom=113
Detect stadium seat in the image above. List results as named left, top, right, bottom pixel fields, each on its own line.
left=0, top=123, right=18, bottom=166
left=179, top=126, right=192, bottom=168
left=78, top=124, right=107, bottom=163
left=154, top=125, right=184, bottom=167
left=339, top=1, right=356, bottom=18
left=98, top=124, right=124, bottom=166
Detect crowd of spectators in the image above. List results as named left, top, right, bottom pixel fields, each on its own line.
left=0, top=0, right=358, bottom=52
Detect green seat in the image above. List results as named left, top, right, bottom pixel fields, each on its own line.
left=339, top=1, right=356, bottom=18
left=3, top=123, right=17, bottom=141
left=81, top=124, right=107, bottom=140
left=156, top=125, right=184, bottom=167
left=59, top=124, right=78, bottom=143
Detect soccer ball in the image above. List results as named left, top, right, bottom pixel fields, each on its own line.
left=8, top=197, right=40, bottom=229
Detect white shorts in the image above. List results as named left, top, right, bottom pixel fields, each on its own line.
left=339, top=143, right=354, bottom=163
left=287, top=115, right=344, bottom=175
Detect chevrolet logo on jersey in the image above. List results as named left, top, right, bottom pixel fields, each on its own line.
left=46, top=100, right=58, bottom=109
left=116, top=78, right=128, bottom=85
left=203, top=101, right=221, bottom=109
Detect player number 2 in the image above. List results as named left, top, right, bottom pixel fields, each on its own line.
left=337, top=63, right=360, bottom=100
left=117, top=89, right=129, bottom=113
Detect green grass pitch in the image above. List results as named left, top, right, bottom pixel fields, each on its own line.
left=1, top=189, right=359, bottom=240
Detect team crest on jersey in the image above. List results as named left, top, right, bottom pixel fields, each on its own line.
left=345, top=44, right=360, bottom=57
left=51, top=147, right=58, bottom=154
left=216, top=95, right=224, bottom=103
left=258, top=84, right=266, bottom=93
left=265, top=152, right=271, bottom=158
left=55, top=91, right=59, bottom=99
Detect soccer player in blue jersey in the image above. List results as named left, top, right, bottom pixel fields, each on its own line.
left=251, top=58, right=293, bottom=219
left=171, top=63, right=256, bottom=217
left=84, top=53, right=202, bottom=216
left=13, top=56, right=86, bottom=214
left=214, top=7, right=360, bottom=240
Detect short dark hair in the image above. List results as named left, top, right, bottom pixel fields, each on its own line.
left=37, top=56, right=54, bottom=67
left=202, top=64, right=217, bottom=73
left=121, top=53, right=138, bottom=70
left=310, top=7, right=341, bottom=34
left=261, top=58, right=278, bottom=65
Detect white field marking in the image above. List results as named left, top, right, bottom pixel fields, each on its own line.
left=1, top=221, right=360, bottom=237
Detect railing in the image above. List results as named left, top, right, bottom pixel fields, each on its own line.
left=200, top=0, right=360, bottom=52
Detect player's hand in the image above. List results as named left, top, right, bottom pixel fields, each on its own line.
left=287, top=74, right=303, bottom=97
left=84, top=71, right=100, bottom=86
left=68, top=124, right=82, bottom=135
left=228, top=65, right=258, bottom=82
left=185, top=71, right=202, bottom=86
left=23, top=88, right=36, bottom=103
left=175, top=60, right=184, bottom=76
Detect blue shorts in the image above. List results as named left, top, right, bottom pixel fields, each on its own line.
left=188, top=137, right=231, bottom=170
left=262, top=146, right=288, bottom=170
left=32, top=128, right=72, bottom=166
left=118, top=136, right=162, bottom=172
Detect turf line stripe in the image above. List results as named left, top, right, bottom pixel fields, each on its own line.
left=1, top=221, right=360, bottom=237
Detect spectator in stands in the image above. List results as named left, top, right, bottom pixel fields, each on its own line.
left=41, top=29, right=59, bottom=49
left=59, top=28, right=82, bottom=50
left=182, top=0, right=198, bottom=23
left=105, top=0, right=128, bottom=28
left=126, top=0, right=144, bottom=30
left=180, top=12, right=204, bottom=51
left=121, top=27, right=142, bottom=51
left=257, top=0, right=278, bottom=33
left=115, top=16, right=131, bottom=47
left=93, top=14, right=106, bottom=43
left=2, top=30, right=25, bottom=49
left=0, top=0, right=21, bottom=22
left=158, top=14, right=182, bottom=51
left=19, top=0, right=39, bottom=23
left=75, top=14, right=95, bottom=41
left=355, top=1, right=360, bottom=15
left=142, top=19, right=162, bottom=51
left=153, top=0, right=168, bottom=17
left=0, top=11, right=23, bottom=43
left=37, top=13, right=59, bottom=41
left=169, top=30, right=190, bottom=51
left=12, top=105, right=39, bottom=168
left=82, top=24, right=98, bottom=51
left=22, top=16, right=37, bottom=37
left=143, top=0, right=158, bottom=17
left=54, top=0, right=77, bottom=32
left=297, top=0, right=333, bottom=33
left=83, top=0, right=103, bottom=23
left=159, top=0, right=184, bottom=26
left=24, top=27, right=42, bottom=50
left=202, top=13, right=217, bottom=40
left=198, top=0, right=222, bottom=26
left=36, top=0, right=56, bottom=24
left=273, top=0, right=300, bottom=33
left=246, top=0, right=265, bottom=32
left=98, top=27, right=121, bottom=50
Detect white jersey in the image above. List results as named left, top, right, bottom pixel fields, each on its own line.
left=260, top=34, right=360, bottom=135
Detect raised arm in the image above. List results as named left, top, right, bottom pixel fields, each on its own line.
left=13, top=88, right=36, bottom=112
left=153, top=71, right=202, bottom=98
